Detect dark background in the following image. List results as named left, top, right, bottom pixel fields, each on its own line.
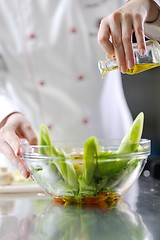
left=122, top=66, right=160, bottom=178
left=122, top=65, right=160, bottom=157
left=122, top=34, right=160, bottom=159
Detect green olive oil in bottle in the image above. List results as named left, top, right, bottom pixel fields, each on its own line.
left=98, top=40, right=160, bottom=78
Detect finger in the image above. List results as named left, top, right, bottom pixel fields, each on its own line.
left=112, top=35, right=126, bottom=73
left=133, top=13, right=146, bottom=56
left=0, top=139, right=30, bottom=178
left=121, top=14, right=135, bottom=69
left=97, top=19, right=115, bottom=56
left=20, top=123, right=38, bottom=145
left=110, top=13, right=126, bottom=73
left=1, top=127, right=21, bottom=156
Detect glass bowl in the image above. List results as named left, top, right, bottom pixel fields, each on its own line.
left=21, top=139, right=151, bottom=203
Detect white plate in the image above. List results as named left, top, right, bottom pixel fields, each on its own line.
left=0, top=183, right=43, bottom=194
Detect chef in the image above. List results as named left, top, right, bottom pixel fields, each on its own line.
left=0, top=0, right=147, bottom=178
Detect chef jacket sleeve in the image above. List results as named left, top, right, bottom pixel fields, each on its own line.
left=0, top=55, right=21, bottom=124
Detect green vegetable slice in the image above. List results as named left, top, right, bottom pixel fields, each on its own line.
left=39, top=124, right=64, bottom=157
left=82, top=136, right=99, bottom=185
left=39, top=124, right=78, bottom=192
left=39, top=124, right=59, bottom=156
left=118, top=112, right=144, bottom=154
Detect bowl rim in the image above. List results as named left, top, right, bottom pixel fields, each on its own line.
left=22, top=138, right=151, bottom=147
left=21, top=138, right=151, bottom=161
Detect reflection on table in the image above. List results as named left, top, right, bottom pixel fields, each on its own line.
left=32, top=200, right=153, bottom=240
left=0, top=175, right=160, bottom=240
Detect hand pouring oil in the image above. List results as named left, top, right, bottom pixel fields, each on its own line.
left=98, top=40, right=160, bottom=78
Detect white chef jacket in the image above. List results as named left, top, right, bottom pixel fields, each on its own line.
left=0, top=0, right=134, bottom=143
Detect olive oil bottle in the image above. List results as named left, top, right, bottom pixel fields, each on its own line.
left=98, top=40, right=160, bottom=78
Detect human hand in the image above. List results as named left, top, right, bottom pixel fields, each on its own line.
left=0, top=113, right=37, bottom=178
left=97, top=0, right=159, bottom=73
